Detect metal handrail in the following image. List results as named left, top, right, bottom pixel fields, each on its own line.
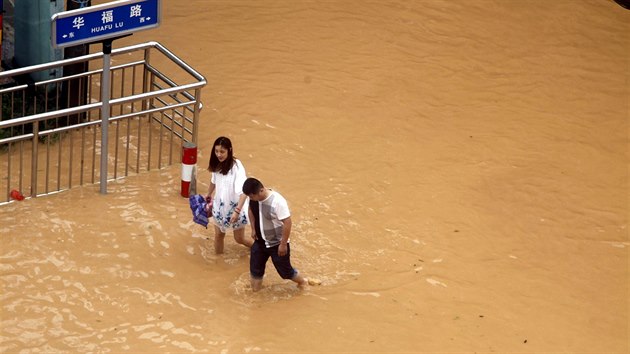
left=0, top=41, right=207, bottom=204
left=0, top=82, right=204, bottom=130
left=0, top=60, right=145, bottom=94
left=0, top=41, right=205, bottom=82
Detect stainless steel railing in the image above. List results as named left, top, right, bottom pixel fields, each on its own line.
left=0, top=41, right=206, bottom=205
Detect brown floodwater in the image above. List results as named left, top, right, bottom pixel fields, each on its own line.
left=1, top=0, right=628, bottom=352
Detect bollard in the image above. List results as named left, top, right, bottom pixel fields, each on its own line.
left=181, top=142, right=197, bottom=197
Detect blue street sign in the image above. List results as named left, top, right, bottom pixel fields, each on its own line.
left=51, top=0, right=161, bottom=48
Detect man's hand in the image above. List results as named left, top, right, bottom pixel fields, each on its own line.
left=278, top=243, right=288, bottom=256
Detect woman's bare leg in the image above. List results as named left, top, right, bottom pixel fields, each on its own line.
left=233, top=228, right=253, bottom=248
left=214, top=226, right=226, bottom=254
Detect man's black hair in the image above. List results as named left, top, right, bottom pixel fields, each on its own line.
left=243, top=177, right=264, bottom=195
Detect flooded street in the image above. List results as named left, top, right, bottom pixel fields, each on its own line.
left=1, top=0, right=628, bottom=352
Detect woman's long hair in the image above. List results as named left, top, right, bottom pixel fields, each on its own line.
left=208, top=136, right=235, bottom=175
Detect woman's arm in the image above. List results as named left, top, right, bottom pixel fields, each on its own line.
left=230, top=160, right=247, bottom=223
left=230, top=193, right=247, bottom=223
left=207, top=182, right=215, bottom=200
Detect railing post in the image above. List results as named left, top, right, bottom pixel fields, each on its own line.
left=192, top=88, right=202, bottom=145
left=144, top=47, right=155, bottom=171
left=31, top=122, right=39, bottom=198
left=141, top=47, right=151, bottom=114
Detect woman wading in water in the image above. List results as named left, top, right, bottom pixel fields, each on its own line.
left=206, top=136, right=253, bottom=254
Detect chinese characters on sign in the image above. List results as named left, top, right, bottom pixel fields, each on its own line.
left=51, top=0, right=160, bottom=48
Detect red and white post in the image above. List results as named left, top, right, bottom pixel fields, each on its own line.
left=181, top=142, right=197, bottom=197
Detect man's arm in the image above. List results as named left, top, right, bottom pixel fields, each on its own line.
left=249, top=207, right=257, bottom=240
left=278, top=217, right=292, bottom=256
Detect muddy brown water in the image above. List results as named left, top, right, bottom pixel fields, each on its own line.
left=1, top=1, right=628, bottom=352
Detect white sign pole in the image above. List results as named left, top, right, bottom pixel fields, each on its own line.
left=100, top=40, right=112, bottom=194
